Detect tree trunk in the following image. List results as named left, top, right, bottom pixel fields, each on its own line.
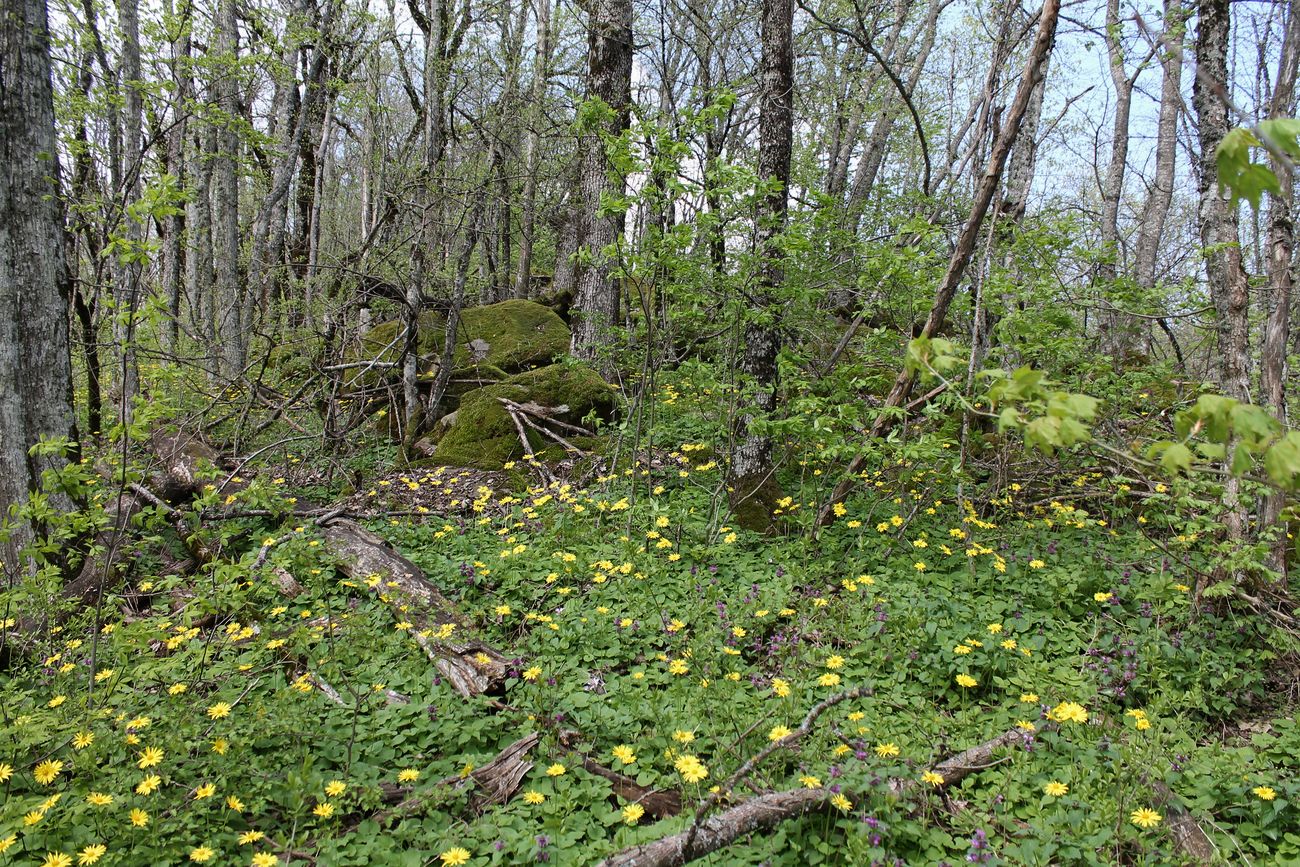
left=1193, top=0, right=1252, bottom=587
left=569, top=0, right=634, bottom=364
left=1133, top=0, right=1185, bottom=292
left=1259, top=0, right=1300, bottom=582
left=212, top=0, right=244, bottom=378
left=0, top=0, right=81, bottom=577
left=1097, top=0, right=1139, bottom=360
left=512, top=0, right=552, bottom=298
left=115, top=0, right=144, bottom=421
left=726, top=0, right=793, bottom=532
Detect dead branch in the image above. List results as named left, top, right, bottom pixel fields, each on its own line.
left=318, top=518, right=507, bottom=697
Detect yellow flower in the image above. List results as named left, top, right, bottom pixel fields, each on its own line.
left=439, top=847, right=471, bottom=865
left=238, top=831, right=266, bottom=845
left=612, top=745, right=637, bottom=765
left=522, top=666, right=542, bottom=682
left=546, top=763, right=566, bottom=777
left=799, top=775, right=821, bottom=788
left=0, top=835, right=14, bottom=855
left=830, top=793, right=852, bottom=811
left=922, top=771, right=944, bottom=787
left=768, top=725, right=792, bottom=741
left=212, top=738, right=229, bottom=755
left=138, top=746, right=164, bottom=768
left=1093, top=591, right=1112, bottom=602
left=189, top=846, right=215, bottom=863
left=77, top=844, right=107, bottom=865
left=48, top=695, right=67, bottom=708
left=1016, top=720, right=1037, bottom=732
left=1019, top=693, right=1039, bottom=703
left=955, top=674, right=977, bottom=688
left=1129, top=807, right=1162, bottom=829
left=0, top=763, right=11, bottom=783
left=226, top=795, right=245, bottom=812
left=129, top=808, right=149, bottom=827
left=86, top=792, right=114, bottom=806
left=398, top=769, right=420, bottom=783
left=669, top=659, right=690, bottom=675
left=136, top=774, right=161, bottom=795
left=771, top=678, right=791, bottom=697
left=34, top=759, right=63, bottom=784
left=1254, top=786, right=1277, bottom=801
left=825, top=655, right=845, bottom=669
left=874, top=742, right=900, bottom=758
left=672, top=730, right=695, bottom=744
left=25, top=811, right=46, bottom=827
left=622, top=803, right=645, bottom=825
left=1029, top=559, right=1045, bottom=568
left=954, top=645, right=972, bottom=655
left=42, top=853, right=72, bottom=867
left=986, top=623, right=1002, bottom=634
left=1047, top=701, right=1088, bottom=724
left=207, top=702, right=232, bottom=719
left=1043, top=781, right=1068, bottom=797
left=73, top=731, right=94, bottom=749
left=674, top=754, right=708, bottom=783
left=313, top=802, right=335, bottom=818
left=522, top=790, right=545, bottom=804
left=913, top=562, right=927, bottom=572
left=325, top=780, right=347, bottom=797
left=818, top=673, right=841, bottom=687
left=252, top=854, right=280, bottom=867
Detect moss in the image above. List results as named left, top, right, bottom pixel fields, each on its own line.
left=431, top=363, right=617, bottom=469
left=457, top=300, right=570, bottom=372
left=348, top=301, right=568, bottom=395
left=728, top=471, right=784, bottom=534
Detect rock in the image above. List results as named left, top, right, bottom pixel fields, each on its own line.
left=430, top=363, right=618, bottom=469
left=352, top=299, right=570, bottom=389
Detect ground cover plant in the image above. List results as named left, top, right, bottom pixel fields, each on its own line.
left=2, top=365, right=1298, bottom=867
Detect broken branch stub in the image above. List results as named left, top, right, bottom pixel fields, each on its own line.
left=318, top=518, right=507, bottom=697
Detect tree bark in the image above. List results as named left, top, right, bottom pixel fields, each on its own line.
left=1133, top=0, right=1185, bottom=293
left=1097, top=0, right=1140, bottom=360
left=0, top=0, right=81, bottom=577
left=569, top=0, right=634, bottom=364
left=1193, top=0, right=1252, bottom=588
left=513, top=0, right=553, bottom=298
left=1259, top=0, right=1299, bottom=582
left=726, top=0, right=793, bottom=532
left=212, top=0, right=245, bottom=378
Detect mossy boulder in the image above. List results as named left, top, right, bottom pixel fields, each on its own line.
left=430, top=363, right=618, bottom=469
left=353, top=300, right=570, bottom=389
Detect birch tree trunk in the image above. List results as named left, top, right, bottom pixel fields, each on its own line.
left=726, top=0, right=792, bottom=532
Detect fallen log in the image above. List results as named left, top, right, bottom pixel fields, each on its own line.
left=597, top=724, right=1038, bottom=867
left=318, top=518, right=507, bottom=697
left=369, top=732, right=541, bottom=824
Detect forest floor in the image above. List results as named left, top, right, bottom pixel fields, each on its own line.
left=3, top=373, right=1300, bottom=866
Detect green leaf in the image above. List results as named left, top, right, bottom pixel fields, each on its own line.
left=1160, top=443, right=1193, bottom=474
